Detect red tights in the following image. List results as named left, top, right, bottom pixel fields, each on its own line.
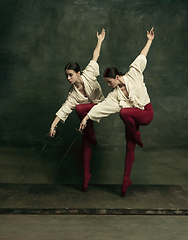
left=75, top=103, right=96, bottom=191
left=119, top=103, right=153, bottom=195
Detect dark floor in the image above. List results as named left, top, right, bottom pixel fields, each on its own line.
left=0, top=183, right=188, bottom=215
left=0, top=146, right=188, bottom=239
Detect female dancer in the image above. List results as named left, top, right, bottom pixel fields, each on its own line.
left=49, top=29, right=105, bottom=192
left=80, top=27, right=154, bottom=196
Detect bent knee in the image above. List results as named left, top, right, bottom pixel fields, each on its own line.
left=119, top=108, right=124, bottom=118
left=119, top=108, right=129, bottom=120
left=75, top=104, right=83, bottom=114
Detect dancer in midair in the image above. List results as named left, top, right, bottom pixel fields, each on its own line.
left=49, top=29, right=105, bottom=192
left=80, top=27, right=154, bottom=196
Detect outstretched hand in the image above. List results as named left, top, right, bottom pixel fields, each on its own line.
left=79, top=114, right=90, bottom=131
left=147, top=27, right=154, bottom=41
left=97, top=28, right=105, bottom=42
left=49, top=126, right=56, bottom=137
left=79, top=118, right=87, bottom=131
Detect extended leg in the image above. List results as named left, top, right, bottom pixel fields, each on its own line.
left=121, top=126, right=138, bottom=197
left=75, top=103, right=96, bottom=192
left=82, top=136, right=92, bottom=192
left=75, top=103, right=97, bottom=146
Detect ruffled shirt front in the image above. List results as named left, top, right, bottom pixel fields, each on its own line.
left=56, top=60, right=105, bottom=123
left=88, top=55, right=150, bottom=122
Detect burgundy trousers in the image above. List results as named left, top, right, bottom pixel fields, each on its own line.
left=119, top=103, right=154, bottom=191
left=75, top=103, right=96, bottom=184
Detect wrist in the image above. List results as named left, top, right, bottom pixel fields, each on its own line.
left=85, top=114, right=90, bottom=121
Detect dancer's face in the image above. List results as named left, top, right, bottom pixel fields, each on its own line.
left=104, top=77, right=118, bottom=88
left=65, top=70, right=80, bottom=84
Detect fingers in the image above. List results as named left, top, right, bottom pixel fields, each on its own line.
left=79, top=124, right=85, bottom=130
left=49, top=127, right=56, bottom=137
left=79, top=121, right=87, bottom=130
left=150, top=27, right=154, bottom=35
left=79, top=123, right=83, bottom=131
left=147, top=27, right=154, bottom=40
left=98, top=28, right=105, bottom=37
left=79, top=125, right=85, bottom=131
left=49, top=129, right=52, bottom=136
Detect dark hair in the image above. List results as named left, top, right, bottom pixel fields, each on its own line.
left=64, top=62, right=81, bottom=73
left=103, top=67, right=124, bottom=78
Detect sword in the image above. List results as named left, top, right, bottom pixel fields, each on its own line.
left=31, top=128, right=84, bottom=208
left=1, top=128, right=83, bottom=207
left=0, top=127, right=60, bottom=207
left=46, top=128, right=84, bottom=178
left=52, top=128, right=84, bottom=174
left=17, top=126, right=60, bottom=185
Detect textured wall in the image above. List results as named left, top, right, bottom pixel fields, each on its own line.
left=0, top=0, right=188, bottom=150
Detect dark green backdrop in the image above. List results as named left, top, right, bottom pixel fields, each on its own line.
left=0, top=0, right=188, bottom=184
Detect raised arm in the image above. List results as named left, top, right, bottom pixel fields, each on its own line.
left=92, top=28, right=105, bottom=62
left=140, top=27, right=154, bottom=57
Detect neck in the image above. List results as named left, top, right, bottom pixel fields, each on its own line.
left=118, top=76, right=125, bottom=87
left=74, top=76, right=83, bottom=87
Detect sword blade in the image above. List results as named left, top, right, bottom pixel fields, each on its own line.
left=1, top=138, right=51, bottom=207
left=50, top=128, right=84, bottom=177
left=52, top=135, right=78, bottom=176
left=32, top=130, right=81, bottom=208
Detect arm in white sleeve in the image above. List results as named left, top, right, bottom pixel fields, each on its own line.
left=56, top=90, right=78, bottom=123
left=126, top=55, right=147, bottom=86
left=129, top=55, right=147, bottom=74
left=88, top=91, right=121, bottom=122
left=140, top=27, right=154, bottom=57
left=82, top=60, right=100, bottom=81
left=92, top=28, right=105, bottom=62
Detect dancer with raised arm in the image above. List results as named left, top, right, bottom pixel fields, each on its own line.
left=80, top=27, right=154, bottom=196
left=49, top=29, right=105, bottom=192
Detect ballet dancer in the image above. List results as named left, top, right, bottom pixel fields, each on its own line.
left=49, top=29, right=106, bottom=192
left=80, top=27, right=154, bottom=196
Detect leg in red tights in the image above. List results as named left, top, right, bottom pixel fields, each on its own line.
left=75, top=103, right=96, bottom=192
left=82, top=137, right=92, bottom=192
left=119, top=103, right=153, bottom=147
left=75, top=103, right=97, bottom=146
left=121, top=126, right=138, bottom=197
left=120, top=103, right=153, bottom=196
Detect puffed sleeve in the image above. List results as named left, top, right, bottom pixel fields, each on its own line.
left=88, top=91, right=121, bottom=122
left=56, top=87, right=78, bottom=123
left=129, top=55, right=147, bottom=73
left=81, top=60, right=100, bottom=81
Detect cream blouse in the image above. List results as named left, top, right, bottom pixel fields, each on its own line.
left=88, top=55, right=150, bottom=122
left=56, top=60, right=105, bottom=123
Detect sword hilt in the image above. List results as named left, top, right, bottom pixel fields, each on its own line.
left=46, top=126, right=60, bottom=139
left=75, top=128, right=84, bottom=135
